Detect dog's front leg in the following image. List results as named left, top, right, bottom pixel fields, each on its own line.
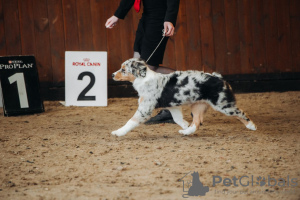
left=112, top=102, right=155, bottom=136
left=111, top=118, right=139, bottom=137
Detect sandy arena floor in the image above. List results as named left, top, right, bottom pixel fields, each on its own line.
left=0, top=91, right=299, bottom=200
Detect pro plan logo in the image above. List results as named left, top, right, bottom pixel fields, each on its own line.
left=0, top=60, right=33, bottom=70
left=72, top=58, right=101, bottom=67
left=179, top=171, right=209, bottom=198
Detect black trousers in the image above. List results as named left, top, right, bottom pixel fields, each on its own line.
left=134, top=17, right=169, bottom=66
left=115, top=0, right=179, bottom=66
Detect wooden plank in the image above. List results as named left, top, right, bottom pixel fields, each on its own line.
left=1, top=0, right=299, bottom=84
left=173, top=1, right=188, bottom=71
left=237, top=0, right=253, bottom=74
left=76, top=0, right=93, bottom=51
left=199, top=0, right=215, bottom=73
left=185, top=0, right=202, bottom=71
left=0, top=0, right=6, bottom=55
left=62, top=0, right=79, bottom=51
left=162, top=0, right=176, bottom=70
left=90, top=0, right=108, bottom=51
left=289, top=0, right=300, bottom=72
left=32, top=0, right=52, bottom=82
left=18, top=0, right=36, bottom=55
left=212, top=0, right=228, bottom=74
left=263, top=0, right=279, bottom=73
left=3, top=0, right=21, bottom=55
left=163, top=35, right=176, bottom=69
left=47, top=0, right=66, bottom=84
left=224, top=0, right=241, bottom=75
left=250, top=0, right=266, bottom=74
left=276, top=0, right=292, bottom=73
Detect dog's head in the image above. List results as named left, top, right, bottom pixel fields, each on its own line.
left=112, top=58, right=147, bottom=82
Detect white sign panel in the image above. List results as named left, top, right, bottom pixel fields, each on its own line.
left=65, top=51, right=107, bottom=106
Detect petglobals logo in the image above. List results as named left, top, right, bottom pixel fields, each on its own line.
left=178, top=172, right=298, bottom=198
left=212, top=175, right=298, bottom=187
left=179, top=171, right=209, bottom=198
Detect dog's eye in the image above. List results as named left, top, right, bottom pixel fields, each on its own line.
left=121, top=69, right=125, bottom=73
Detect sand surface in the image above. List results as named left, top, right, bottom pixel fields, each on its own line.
left=0, top=92, right=299, bottom=200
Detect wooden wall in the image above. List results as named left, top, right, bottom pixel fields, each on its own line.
left=0, top=0, right=299, bottom=87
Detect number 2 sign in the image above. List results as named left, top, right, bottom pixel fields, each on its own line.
left=0, top=56, right=44, bottom=116
left=65, top=51, right=107, bottom=106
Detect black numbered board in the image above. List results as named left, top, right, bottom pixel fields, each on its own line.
left=0, top=56, right=44, bottom=116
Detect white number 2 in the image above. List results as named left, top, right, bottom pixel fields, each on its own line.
left=8, top=73, right=29, bottom=108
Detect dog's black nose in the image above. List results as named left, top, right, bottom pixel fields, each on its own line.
left=112, top=74, right=115, bottom=78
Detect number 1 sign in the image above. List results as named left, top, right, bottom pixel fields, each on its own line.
left=0, top=56, right=44, bottom=116
left=65, top=51, right=107, bottom=106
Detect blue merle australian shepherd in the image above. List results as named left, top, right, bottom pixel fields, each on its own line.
left=112, top=58, right=256, bottom=136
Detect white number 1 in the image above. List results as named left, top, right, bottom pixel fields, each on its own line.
left=8, top=73, right=29, bottom=108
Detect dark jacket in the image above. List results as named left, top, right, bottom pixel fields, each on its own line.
left=114, top=0, right=180, bottom=26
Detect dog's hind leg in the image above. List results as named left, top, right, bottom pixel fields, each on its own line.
left=209, top=83, right=257, bottom=131
left=167, top=107, right=189, bottom=130
left=236, top=109, right=256, bottom=130
left=198, top=103, right=208, bottom=125
left=213, top=104, right=257, bottom=131
left=179, top=103, right=208, bottom=135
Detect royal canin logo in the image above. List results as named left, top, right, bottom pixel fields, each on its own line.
left=73, top=58, right=101, bottom=66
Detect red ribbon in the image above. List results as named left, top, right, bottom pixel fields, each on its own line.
left=134, top=0, right=141, bottom=13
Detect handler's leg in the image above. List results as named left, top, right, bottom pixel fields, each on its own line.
left=134, top=51, right=174, bottom=74
left=148, top=65, right=174, bottom=74
left=133, top=51, right=141, bottom=58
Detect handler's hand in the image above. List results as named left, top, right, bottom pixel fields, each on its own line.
left=164, top=22, right=175, bottom=37
left=105, top=16, right=119, bottom=29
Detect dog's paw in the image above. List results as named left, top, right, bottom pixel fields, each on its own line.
left=179, top=129, right=191, bottom=135
left=179, top=124, right=197, bottom=135
left=246, top=121, right=257, bottom=131
left=181, top=120, right=189, bottom=130
left=111, top=129, right=127, bottom=137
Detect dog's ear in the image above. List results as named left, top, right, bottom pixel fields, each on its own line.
left=130, top=59, right=147, bottom=78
